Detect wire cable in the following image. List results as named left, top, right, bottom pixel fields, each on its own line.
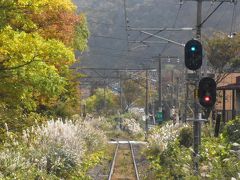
left=91, top=34, right=127, bottom=41
left=199, top=2, right=224, bottom=28
left=212, top=6, right=227, bottom=29
left=160, top=3, right=183, bottom=55
left=127, top=3, right=183, bottom=48
left=230, top=1, right=237, bottom=35
left=204, top=1, right=215, bottom=18
left=88, top=19, right=126, bottom=28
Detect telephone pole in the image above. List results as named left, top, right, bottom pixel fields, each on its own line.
left=155, top=55, right=179, bottom=110
left=192, top=0, right=202, bottom=175
left=158, top=55, right=162, bottom=112
left=192, top=0, right=235, bottom=174
left=145, top=70, right=149, bottom=133
left=119, top=72, right=123, bottom=113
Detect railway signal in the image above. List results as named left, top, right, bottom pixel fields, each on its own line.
left=185, top=39, right=202, bottom=70
left=198, top=77, right=216, bottom=108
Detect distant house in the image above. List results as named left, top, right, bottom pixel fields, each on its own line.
left=216, top=73, right=240, bottom=122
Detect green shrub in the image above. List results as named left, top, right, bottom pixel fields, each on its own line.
left=0, top=106, right=48, bottom=142
left=223, top=116, right=240, bottom=144
left=147, top=140, right=193, bottom=179
left=178, top=127, right=193, bottom=148
left=200, top=137, right=240, bottom=179
left=147, top=124, right=240, bottom=179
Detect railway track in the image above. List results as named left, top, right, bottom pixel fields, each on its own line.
left=108, top=141, right=140, bottom=180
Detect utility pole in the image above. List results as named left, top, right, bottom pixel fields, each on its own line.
left=183, top=0, right=237, bottom=175
left=176, top=77, right=179, bottom=110
left=145, top=70, right=149, bottom=133
left=184, top=70, right=188, bottom=123
left=155, top=55, right=178, bottom=110
left=158, top=55, right=162, bottom=113
left=119, top=72, right=123, bottom=113
left=171, top=70, right=174, bottom=107
left=154, top=55, right=179, bottom=123
left=103, top=80, right=106, bottom=113
left=193, top=0, right=202, bottom=175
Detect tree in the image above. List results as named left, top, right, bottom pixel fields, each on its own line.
left=0, top=0, right=89, bottom=51
left=85, top=88, right=120, bottom=115
left=205, top=32, right=240, bottom=84
left=122, top=78, right=145, bottom=111
left=0, top=26, right=74, bottom=111
left=0, top=0, right=89, bottom=114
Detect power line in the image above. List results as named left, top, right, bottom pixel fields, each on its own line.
left=89, top=46, right=129, bottom=52
left=89, top=46, right=151, bottom=55
left=91, top=34, right=127, bottom=41
left=78, top=67, right=157, bottom=71
left=79, top=6, right=115, bottom=13
left=88, top=51, right=138, bottom=57
left=204, top=1, right=215, bottom=16
left=81, top=52, right=153, bottom=60
left=126, top=2, right=184, bottom=51
left=88, top=19, right=126, bottom=28
left=199, top=2, right=224, bottom=27
left=211, top=5, right=227, bottom=28
left=230, top=1, right=237, bottom=35
left=123, top=0, right=130, bottom=50
left=160, top=3, right=183, bottom=54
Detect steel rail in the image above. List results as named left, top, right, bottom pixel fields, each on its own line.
left=108, top=141, right=140, bottom=180
left=129, top=141, right=140, bottom=180
left=108, top=142, right=119, bottom=180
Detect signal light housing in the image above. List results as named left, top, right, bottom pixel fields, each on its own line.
left=198, top=77, right=216, bottom=108
left=185, top=39, right=202, bottom=70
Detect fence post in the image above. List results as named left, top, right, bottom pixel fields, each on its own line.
left=214, top=112, right=221, bottom=137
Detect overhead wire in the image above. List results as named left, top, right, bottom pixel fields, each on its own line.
left=199, top=2, right=224, bottom=28
left=204, top=1, right=239, bottom=33
left=235, top=3, right=240, bottom=32
left=204, top=1, right=215, bottom=18
left=89, top=45, right=129, bottom=52
left=86, top=51, right=152, bottom=58
left=88, top=19, right=126, bottom=28
left=88, top=1, right=184, bottom=68
left=122, top=0, right=142, bottom=68
left=125, top=2, right=181, bottom=49
left=86, top=1, right=132, bottom=65
left=160, top=3, right=183, bottom=55
left=230, top=1, right=237, bottom=35
left=91, top=34, right=127, bottom=41
left=79, top=7, right=113, bottom=13
left=211, top=5, right=227, bottom=29
left=89, top=46, right=153, bottom=56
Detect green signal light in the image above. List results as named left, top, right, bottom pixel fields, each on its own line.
left=191, top=46, right=196, bottom=52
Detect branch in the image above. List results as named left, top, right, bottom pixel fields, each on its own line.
left=216, top=73, right=230, bottom=84
left=0, top=4, right=32, bottom=11
left=0, top=58, right=40, bottom=71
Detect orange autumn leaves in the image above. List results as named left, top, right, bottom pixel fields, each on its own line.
left=0, top=0, right=89, bottom=111
left=30, top=8, right=87, bottom=49
left=1, top=0, right=88, bottom=50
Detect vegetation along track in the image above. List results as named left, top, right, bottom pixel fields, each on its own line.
left=108, top=141, right=140, bottom=180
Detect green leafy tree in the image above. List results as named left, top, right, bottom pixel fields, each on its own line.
left=0, top=0, right=89, bottom=112
left=205, top=32, right=240, bottom=83
left=0, top=0, right=89, bottom=135
left=0, top=0, right=89, bottom=50
left=223, top=116, right=240, bottom=144
left=85, top=88, right=120, bottom=115
left=122, top=78, right=145, bottom=111
left=0, top=26, right=74, bottom=111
